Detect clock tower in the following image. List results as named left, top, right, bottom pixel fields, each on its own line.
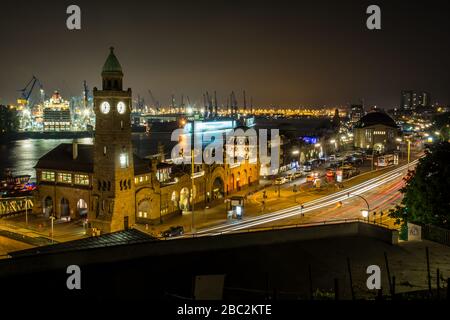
left=90, top=47, right=135, bottom=233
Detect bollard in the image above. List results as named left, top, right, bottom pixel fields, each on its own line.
left=392, top=276, right=396, bottom=299
left=426, top=247, right=432, bottom=296
left=334, top=278, right=339, bottom=300
left=308, top=264, right=313, bottom=300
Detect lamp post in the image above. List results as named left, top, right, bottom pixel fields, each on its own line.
left=292, top=150, right=300, bottom=170
left=49, top=215, right=55, bottom=243
left=361, top=209, right=369, bottom=222
left=347, top=192, right=370, bottom=223
left=407, top=139, right=411, bottom=165
left=25, top=197, right=28, bottom=225
left=191, top=120, right=196, bottom=234
left=396, top=137, right=403, bottom=161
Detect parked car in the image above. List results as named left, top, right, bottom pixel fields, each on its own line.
left=293, top=171, right=303, bottom=179
left=161, top=226, right=184, bottom=237
left=274, top=177, right=287, bottom=185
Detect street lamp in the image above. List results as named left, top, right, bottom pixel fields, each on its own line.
left=361, top=209, right=369, bottom=222
left=49, top=215, right=56, bottom=243
left=347, top=192, right=370, bottom=223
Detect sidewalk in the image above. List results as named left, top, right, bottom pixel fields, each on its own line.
left=0, top=214, right=87, bottom=245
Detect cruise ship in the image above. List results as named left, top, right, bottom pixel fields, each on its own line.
left=42, top=91, right=71, bottom=131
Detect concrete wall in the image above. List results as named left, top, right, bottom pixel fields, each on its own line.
left=0, top=221, right=397, bottom=277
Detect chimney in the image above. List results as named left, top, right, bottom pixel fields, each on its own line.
left=72, top=140, right=78, bottom=160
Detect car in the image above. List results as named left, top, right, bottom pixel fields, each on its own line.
left=293, top=171, right=303, bottom=179
left=161, top=225, right=184, bottom=237
left=288, top=173, right=298, bottom=181
left=274, top=177, right=287, bottom=185
left=306, top=172, right=319, bottom=182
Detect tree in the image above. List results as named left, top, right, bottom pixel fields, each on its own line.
left=0, top=105, right=19, bottom=134
left=389, top=141, right=450, bottom=228
left=432, top=112, right=450, bottom=141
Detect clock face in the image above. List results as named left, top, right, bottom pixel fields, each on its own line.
left=117, top=101, right=126, bottom=114
left=100, top=101, right=110, bottom=114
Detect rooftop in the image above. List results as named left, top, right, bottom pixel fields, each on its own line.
left=9, top=229, right=155, bottom=258
left=354, top=111, right=398, bottom=129
left=35, top=143, right=151, bottom=175
left=102, top=47, right=123, bottom=76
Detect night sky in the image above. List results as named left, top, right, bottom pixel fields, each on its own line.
left=0, top=0, right=449, bottom=108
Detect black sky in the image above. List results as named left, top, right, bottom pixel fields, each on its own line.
left=0, top=0, right=449, bottom=108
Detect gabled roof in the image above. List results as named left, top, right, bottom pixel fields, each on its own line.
left=35, top=143, right=93, bottom=172
left=35, top=143, right=151, bottom=175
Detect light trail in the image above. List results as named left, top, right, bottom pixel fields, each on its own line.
left=194, top=159, right=418, bottom=236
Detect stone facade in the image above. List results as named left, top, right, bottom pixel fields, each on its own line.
left=32, top=48, right=260, bottom=233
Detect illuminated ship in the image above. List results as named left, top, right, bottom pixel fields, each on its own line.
left=42, top=91, right=71, bottom=131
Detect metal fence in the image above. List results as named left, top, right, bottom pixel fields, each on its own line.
left=422, top=224, right=450, bottom=247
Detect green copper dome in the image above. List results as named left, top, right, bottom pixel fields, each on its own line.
left=102, top=47, right=123, bottom=75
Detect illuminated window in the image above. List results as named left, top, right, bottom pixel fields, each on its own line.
left=119, top=153, right=129, bottom=168
left=140, top=176, right=143, bottom=182
left=57, top=172, right=72, bottom=184
left=74, top=174, right=89, bottom=185
left=134, top=177, right=138, bottom=184
left=41, top=171, right=55, bottom=182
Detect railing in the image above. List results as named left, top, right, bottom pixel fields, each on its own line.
left=216, top=218, right=390, bottom=236
left=422, top=224, right=450, bottom=247
left=166, top=218, right=390, bottom=239
left=0, top=196, right=34, bottom=218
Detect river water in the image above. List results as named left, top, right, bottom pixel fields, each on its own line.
left=0, top=118, right=326, bottom=181
left=0, top=133, right=172, bottom=180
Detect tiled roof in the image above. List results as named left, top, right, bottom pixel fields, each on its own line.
left=35, top=143, right=151, bottom=175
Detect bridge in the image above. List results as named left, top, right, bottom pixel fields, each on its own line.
left=0, top=197, right=34, bottom=218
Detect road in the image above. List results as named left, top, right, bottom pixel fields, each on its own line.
left=194, top=159, right=417, bottom=236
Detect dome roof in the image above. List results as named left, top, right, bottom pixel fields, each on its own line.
left=102, top=47, right=123, bottom=75
left=355, top=111, right=398, bottom=128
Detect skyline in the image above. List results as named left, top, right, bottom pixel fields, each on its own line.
left=0, top=0, right=449, bottom=107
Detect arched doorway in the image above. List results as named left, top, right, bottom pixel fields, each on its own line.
left=60, top=198, right=70, bottom=218
left=43, top=196, right=53, bottom=217
left=179, top=187, right=190, bottom=211
left=137, top=200, right=150, bottom=219
left=212, top=176, right=224, bottom=200
left=77, top=199, right=88, bottom=217
left=171, top=191, right=179, bottom=209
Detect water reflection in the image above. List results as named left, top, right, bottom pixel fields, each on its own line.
left=0, top=133, right=172, bottom=181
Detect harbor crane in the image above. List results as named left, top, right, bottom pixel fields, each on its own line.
left=17, top=75, right=44, bottom=107
left=148, top=89, right=160, bottom=112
